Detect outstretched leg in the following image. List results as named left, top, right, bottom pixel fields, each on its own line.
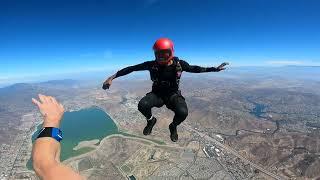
left=138, top=92, right=164, bottom=135
left=166, top=93, right=188, bottom=142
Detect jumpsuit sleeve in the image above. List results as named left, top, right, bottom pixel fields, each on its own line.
left=179, top=60, right=218, bottom=73
left=115, top=61, right=151, bottom=78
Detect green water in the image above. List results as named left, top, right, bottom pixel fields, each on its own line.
left=27, top=107, right=118, bottom=170
left=27, top=107, right=166, bottom=170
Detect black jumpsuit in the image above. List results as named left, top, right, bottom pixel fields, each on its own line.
left=114, top=57, right=218, bottom=126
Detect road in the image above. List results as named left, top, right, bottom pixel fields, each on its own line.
left=183, top=125, right=285, bottom=180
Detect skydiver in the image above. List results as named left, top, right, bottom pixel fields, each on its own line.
left=102, top=38, right=228, bottom=142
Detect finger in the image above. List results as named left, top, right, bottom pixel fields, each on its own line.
left=44, top=95, right=54, bottom=104
left=52, top=97, right=60, bottom=105
left=58, top=103, right=65, bottom=111
left=48, top=96, right=58, bottom=104
left=47, top=96, right=53, bottom=102
left=222, top=62, right=229, bottom=67
left=44, top=95, right=54, bottom=103
left=53, top=97, right=62, bottom=107
left=39, top=94, right=49, bottom=103
left=32, top=98, right=42, bottom=107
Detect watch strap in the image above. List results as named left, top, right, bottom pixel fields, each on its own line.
left=37, top=127, right=62, bottom=142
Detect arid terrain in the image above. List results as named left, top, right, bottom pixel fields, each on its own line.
left=1, top=66, right=320, bottom=179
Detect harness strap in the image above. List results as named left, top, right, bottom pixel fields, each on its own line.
left=150, top=57, right=182, bottom=87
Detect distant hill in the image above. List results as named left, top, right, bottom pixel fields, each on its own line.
left=0, top=79, right=82, bottom=117
left=37, top=79, right=81, bottom=89
left=0, top=79, right=80, bottom=91
left=209, top=65, right=320, bottom=81
left=39, top=79, right=79, bottom=85
left=0, top=83, right=36, bottom=94
left=0, top=79, right=84, bottom=145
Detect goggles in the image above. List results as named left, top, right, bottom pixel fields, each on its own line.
left=155, top=49, right=172, bottom=62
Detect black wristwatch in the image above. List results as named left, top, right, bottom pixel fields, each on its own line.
left=37, top=127, right=63, bottom=142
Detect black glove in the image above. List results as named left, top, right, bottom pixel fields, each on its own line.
left=216, top=62, right=229, bottom=71
left=102, top=82, right=110, bottom=90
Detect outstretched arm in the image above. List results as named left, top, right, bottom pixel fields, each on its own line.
left=114, top=61, right=150, bottom=78
left=103, top=61, right=150, bottom=89
left=32, top=94, right=85, bottom=180
left=180, top=60, right=228, bottom=73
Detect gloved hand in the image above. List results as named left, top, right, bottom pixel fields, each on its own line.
left=102, top=78, right=112, bottom=90
left=216, top=62, right=229, bottom=71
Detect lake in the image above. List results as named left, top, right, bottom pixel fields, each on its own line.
left=27, top=107, right=118, bottom=170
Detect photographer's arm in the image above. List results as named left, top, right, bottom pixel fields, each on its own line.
left=32, top=94, right=84, bottom=180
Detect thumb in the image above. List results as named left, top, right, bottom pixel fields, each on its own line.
left=32, top=98, right=41, bottom=108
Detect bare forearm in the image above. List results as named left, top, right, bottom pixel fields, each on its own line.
left=32, top=138, right=60, bottom=178
left=33, top=138, right=83, bottom=180
left=34, top=120, right=61, bottom=170
left=55, top=145, right=61, bottom=163
left=31, top=95, right=84, bottom=179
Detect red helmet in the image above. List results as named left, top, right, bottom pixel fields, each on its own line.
left=153, top=38, right=174, bottom=65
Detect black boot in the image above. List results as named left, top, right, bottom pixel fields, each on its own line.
left=169, top=123, right=178, bottom=142
left=143, top=117, right=157, bottom=135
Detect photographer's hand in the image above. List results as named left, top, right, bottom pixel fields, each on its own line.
left=32, top=94, right=85, bottom=180
left=32, top=94, right=64, bottom=128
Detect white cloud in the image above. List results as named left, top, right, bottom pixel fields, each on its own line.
left=265, top=60, right=320, bottom=66
left=0, top=77, right=9, bottom=80
left=266, top=60, right=305, bottom=66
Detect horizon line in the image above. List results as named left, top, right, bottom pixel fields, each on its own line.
left=1, top=64, right=320, bottom=88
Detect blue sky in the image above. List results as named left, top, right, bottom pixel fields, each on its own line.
left=1, top=0, right=320, bottom=84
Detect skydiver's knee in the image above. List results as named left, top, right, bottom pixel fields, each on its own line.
left=176, top=107, right=188, bottom=119
left=138, top=99, right=150, bottom=111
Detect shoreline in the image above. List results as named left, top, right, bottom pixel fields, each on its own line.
left=63, top=133, right=171, bottom=164
left=25, top=106, right=121, bottom=168
left=92, top=105, right=121, bottom=132
left=26, top=105, right=152, bottom=171
left=30, top=112, right=43, bottom=135
left=73, top=139, right=100, bottom=151
left=63, top=134, right=124, bottom=164
left=22, top=112, right=44, bottom=174
left=25, top=105, right=168, bottom=177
